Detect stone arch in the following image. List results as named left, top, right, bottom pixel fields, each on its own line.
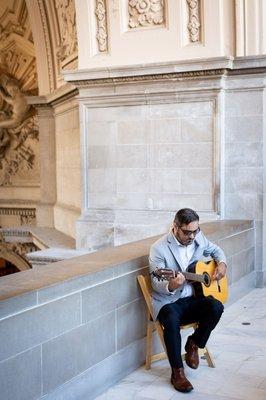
left=26, top=0, right=78, bottom=95
left=0, top=243, right=31, bottom=271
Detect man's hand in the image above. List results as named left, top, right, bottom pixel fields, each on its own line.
left=168, top=272, right=186, bottom=292
left=213, top=262, right=227, bottom=281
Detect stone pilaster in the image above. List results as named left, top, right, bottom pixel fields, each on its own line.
left=36, top=106, right=56, bottom=227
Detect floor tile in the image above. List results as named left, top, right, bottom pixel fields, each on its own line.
left=95, top=287, right=266, bottom=400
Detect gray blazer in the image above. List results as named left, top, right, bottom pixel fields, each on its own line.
left=149, top=230, right=226, bottom=319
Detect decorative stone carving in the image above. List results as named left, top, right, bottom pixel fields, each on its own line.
left=55, top=0, right=78, bottom=64
left=0, top=4, right=37, bottom=93
left=95, top=0, right=108, bottom=52
left=128, top=0, right=164, bottom=28
left=0, top=235, right=32, bottom=272
left=71, top=68, right=227, bottom=87
left=186, top=0, right=201, bottom=43
left=0, top=207, right=36, bottom=227
left=0, top=75, right=39, bottom=186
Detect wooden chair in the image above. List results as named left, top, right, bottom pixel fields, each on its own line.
left=137, top=274, right=215, bottom=370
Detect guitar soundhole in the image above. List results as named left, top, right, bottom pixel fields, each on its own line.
left=203, top=272, right=211, bottom=287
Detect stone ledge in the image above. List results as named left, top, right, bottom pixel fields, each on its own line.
left=0, top=219, right=254, bottom=307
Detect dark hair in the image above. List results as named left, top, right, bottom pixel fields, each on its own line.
left=174, top=208, right=199, bottom=226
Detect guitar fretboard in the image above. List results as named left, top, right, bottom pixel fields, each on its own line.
left=182, top=271, right=206, bottom=283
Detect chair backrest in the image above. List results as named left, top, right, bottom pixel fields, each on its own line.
left=137, top=274, right=154, bottom=319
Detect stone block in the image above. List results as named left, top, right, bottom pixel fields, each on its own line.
left=82, top=279, right=117, bottom=323
left=117, top=168, right=150, bottom=193
left=149, top=101, right=213, bottom=118
left=0, top=291, right=37, bottom=320
left=88, top=168, right=116, bottom=193
left=181, top=168, right=212, bottom=194
left=87, top=121, right=117, bottom=145
left=0, top=347, right=41, bottom=400
left=88, top=145, right=116, bottom=168
left=116, top=145, right=147, bottom=168
left=151, top=119, right=181, bottom=143
left=152, top=143, right=212, bottom=168
left=225, top=193, right=262, bottom=220
left=225, top=115, right=263, bottom=143
left=0, top=293, right=81, bottom=362
left=225, top=91, right=263, bottom=117
left=150, top=168, right=181, bottom=193
left=225, top=167, right=262, bottom=193
left=116, top=299, right=146, bottom=350
left=89, top=193, right=117, bottom=209
left=114, top=224, right=154, bottom=245
left=42, top=311, right=116, bottom=394
left=41, top=338, right=145, bottom=400
left=114, top=271, right=142, bottom=308
left=218, top=229, right=254, bottom=257
left=180, top=117, right=213, bottom=142
left=37, top=267, right=114, bottom=304
left=152, top=193, right=214, bottom=211
left=231, top=248, right=255, bottom=283
left=117, top=120, right=151, bottom=144
left=225, top=142, right=263, bottom=168
left=115, top=193, right=148, bottom=209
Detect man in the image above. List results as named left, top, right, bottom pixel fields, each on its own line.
left=149, top=208, right=227, bottom=393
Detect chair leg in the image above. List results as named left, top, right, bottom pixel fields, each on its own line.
left=145, top=320, right=153, bottom=370
left=204, top=347, right=215, bottom=368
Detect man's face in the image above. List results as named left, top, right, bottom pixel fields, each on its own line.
left=173, top=220, right=200, bottom=246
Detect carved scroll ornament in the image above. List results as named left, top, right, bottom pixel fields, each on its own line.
left=95, top=0, right=108, bottom=52
left=186, top=0, right=201, bottom=42
left=129, top=0, right=164, bottom=28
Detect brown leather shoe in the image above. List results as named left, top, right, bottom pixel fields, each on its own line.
left=171, top=367, right=194, bottom=392
left=185, top=335, right=199, bottom=369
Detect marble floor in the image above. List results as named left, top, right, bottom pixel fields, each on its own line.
left=95, top=287, right=266, bottom=400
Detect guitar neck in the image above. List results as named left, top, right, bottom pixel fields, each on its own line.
left=182, top=271, right=205, bottom=284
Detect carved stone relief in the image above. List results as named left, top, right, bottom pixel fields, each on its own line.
left=186, top=0, right=201, bottom=43
left=95, top=0, right=108, bottom=52
left=0, top=75, right=39, bottom=186
left=0, top=1, right=38, bottom=93
left=55, top=0, right=78, bottom=67
left=128, top=0, right=165, bottom=28
left=0, top=207, right=36, bottom=226
left=0, top=233, right=32, bottom=273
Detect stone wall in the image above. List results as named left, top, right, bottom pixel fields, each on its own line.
left=0, top=220, right=255, bottom=400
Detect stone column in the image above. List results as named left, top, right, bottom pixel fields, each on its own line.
left=36, top=106, right=56, bottom=227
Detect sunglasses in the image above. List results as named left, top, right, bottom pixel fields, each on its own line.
left=179, top=227, right=200, bottom=237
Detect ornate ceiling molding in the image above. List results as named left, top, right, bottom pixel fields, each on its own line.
left=95, top=0, right=108, bottom=53
left=186, top=0, right=201, bottom=43
left=0, top=0, right=38, bottom=93
left=128, top=0, right=165, bottom=28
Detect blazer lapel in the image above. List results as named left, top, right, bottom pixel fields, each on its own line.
left=167, top=232, right=182, bottom=271
left=190, top=240, right=201, bottom=263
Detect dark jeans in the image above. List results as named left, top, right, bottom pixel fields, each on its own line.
left=158, top=295, right=224, bottom=368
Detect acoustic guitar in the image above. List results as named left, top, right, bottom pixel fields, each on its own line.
left=152, top=260, right=228, bottom=304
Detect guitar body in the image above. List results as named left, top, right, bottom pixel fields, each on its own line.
left=187, top=260, right=228, bottom=304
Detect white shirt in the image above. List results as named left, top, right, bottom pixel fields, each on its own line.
left=169, top=235, right=195, bottom=298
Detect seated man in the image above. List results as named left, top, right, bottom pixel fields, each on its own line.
left=149, top=208, right=227, bottom=393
